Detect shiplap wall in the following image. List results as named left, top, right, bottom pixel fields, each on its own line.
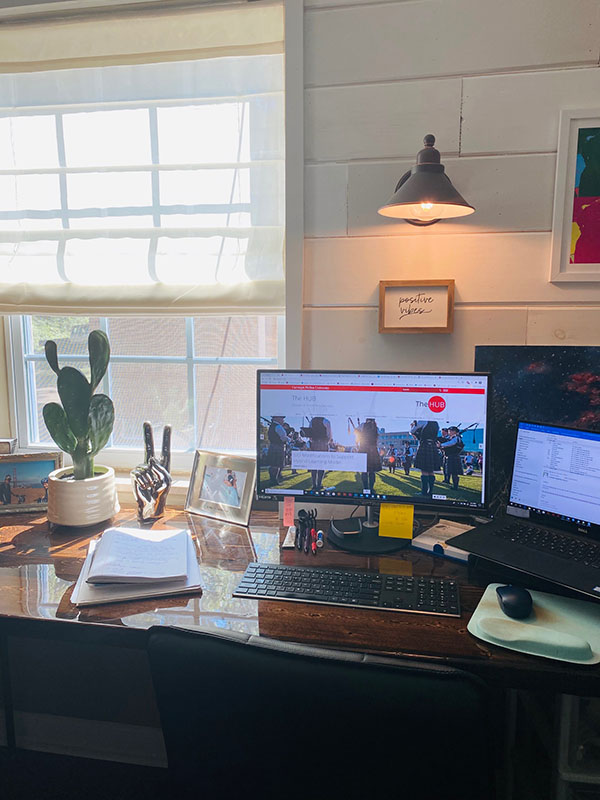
left=302, top=0, right=600, bottom=371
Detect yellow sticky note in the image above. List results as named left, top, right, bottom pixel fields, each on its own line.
left=378, top=504, right=414, bottom=539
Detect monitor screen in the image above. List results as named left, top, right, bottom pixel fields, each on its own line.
left=509, top=421, right=600, bottom=528
left=257, top=370, right=490, bottom=510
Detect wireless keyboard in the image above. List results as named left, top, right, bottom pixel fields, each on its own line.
left=233, top=563, right=461, bottom=617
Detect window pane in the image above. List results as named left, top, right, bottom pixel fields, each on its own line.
left=195, top=364, right=258, bottom=452
left=159, top=168, right=250, bottom=206
left=107, top=317, right=187, bottom=357
left=0, top=115, right=59, bottom=169
left=110, top=362, right=191, bottom=450
left=0, top=242, right=61, bottom=284
left=23, top=314, right=279, bottom=453
left=0, top=218, right=63, bottom=232
left=0, top=174, right=61, bottom=212
left=163, top=212, right=251, bottom=229
left=68, top=215, right=155, bottom=230
left=157, top=103, right=250, bottom=164
left=64, top=238, right=150, bottom=284
left=67, top=171, right=153, bottom=209
left=32, top=358, right=92, bottom=445
left=193, top=316, right=277, bottom=359
left=63, top=109, right=151, bottom=167
left=30, top=316, right=101, bottom=355
left=155, top=235, right=248, bottom=284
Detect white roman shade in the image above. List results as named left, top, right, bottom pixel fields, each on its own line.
left=0, top=2, right=285, bottom=314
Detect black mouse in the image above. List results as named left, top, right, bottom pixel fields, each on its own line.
left=496, top=585, right=533, bottom=619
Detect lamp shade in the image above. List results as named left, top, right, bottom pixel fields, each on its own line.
left=378, top=135, right=475, bottom=225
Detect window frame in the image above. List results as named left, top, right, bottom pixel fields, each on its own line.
left=6, top=313, right=285, bottom=471
left=1, top=0, right=304, bottom=469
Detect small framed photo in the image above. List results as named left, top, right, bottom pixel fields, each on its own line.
left=185, top=450, right=256, bottom=526
left=379, top=280, right=454, bottom=334
left=0, top=451, right=62, bottom=514
left=550, top=108, right=600, bottom=282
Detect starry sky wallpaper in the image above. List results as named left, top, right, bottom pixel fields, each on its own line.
left=474, top=346, right=600, bottom=509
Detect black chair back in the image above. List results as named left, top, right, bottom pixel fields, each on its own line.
left=147, top=626, right=494, bottom=800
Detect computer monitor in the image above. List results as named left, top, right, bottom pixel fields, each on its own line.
left=257, top=370, right=490, bottom=550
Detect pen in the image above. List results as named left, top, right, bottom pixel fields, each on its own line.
left=296, top=519, right=304, bottom=550
left=311, top=527, right=317, bottom=555
left=304, top=522, right=310, bottom=554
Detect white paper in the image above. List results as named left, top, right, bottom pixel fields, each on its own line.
left=86, top=527, right=189, bottom=584
left=72, top=532, right=201, bottom=606
left=411, top=518, right=473, bottom=562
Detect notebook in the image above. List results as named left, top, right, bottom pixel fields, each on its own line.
left=448, top=421, right=600, bottom=601
left=86, top=527, right=189, bottom=585
left=72, top=531, right=202, bottom=606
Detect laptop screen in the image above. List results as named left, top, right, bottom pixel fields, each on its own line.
left=509, top=421, right=600, bottom=528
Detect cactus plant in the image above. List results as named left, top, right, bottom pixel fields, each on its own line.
left=42, top=330, right=115, bottom=481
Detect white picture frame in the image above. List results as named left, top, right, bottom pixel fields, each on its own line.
left=185, top=450, right=256, bottom=526
left=550, top=108, right=600, bottom=283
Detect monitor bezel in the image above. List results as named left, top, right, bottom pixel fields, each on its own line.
left=508, top=419, right=600, bottom=539
left=256, top=369, right=491, bottom=512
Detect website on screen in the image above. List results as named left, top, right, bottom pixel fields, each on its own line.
left=257, top=372, right=488, bottom=507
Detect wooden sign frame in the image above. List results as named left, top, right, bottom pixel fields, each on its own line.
left=379, top=279, right=455, bottom=334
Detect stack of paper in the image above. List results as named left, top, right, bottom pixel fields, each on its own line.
left=71, top=527, right=202, bottom=606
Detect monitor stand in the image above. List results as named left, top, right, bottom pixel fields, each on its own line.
left=327, top=504, right=411, bottom=555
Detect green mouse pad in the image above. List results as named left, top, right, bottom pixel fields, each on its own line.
left=468, top=583, right=600, bottom=665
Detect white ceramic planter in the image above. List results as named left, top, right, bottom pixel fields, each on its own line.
left=47, top=465, right=120, bottom=527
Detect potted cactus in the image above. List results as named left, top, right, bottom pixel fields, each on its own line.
left=43, top=329, right=120, bottom=528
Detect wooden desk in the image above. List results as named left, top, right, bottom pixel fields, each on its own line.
left=0, top=506, right=598, bottom=701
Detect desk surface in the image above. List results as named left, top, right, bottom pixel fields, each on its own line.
left=0, top=507, right=598, bottom=695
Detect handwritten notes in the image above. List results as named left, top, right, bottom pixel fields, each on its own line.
left=378, top=504, right=414, bottom=539
left=379, top=281, right=454, bottom=334
left=283, top=495, right=295, bottom=527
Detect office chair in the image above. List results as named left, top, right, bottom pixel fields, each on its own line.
left=147, top=626, right=495, bottom=800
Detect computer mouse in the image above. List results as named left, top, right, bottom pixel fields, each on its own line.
left=496, top=585, right=533, bottom=620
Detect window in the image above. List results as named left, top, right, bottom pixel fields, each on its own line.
left=12, top=314, right=281, bottom=457
left=1, top=6, right=285, bottom=461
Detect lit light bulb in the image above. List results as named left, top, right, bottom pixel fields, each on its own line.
left=420, top=202, right=434, bottom=210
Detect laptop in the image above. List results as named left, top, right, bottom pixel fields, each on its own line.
left=448, top=421, right=600, bottom=601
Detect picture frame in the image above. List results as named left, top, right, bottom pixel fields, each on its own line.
left=185, top=450, right=256, bottom=526
left=550, top=108, right=600, bottom=283
left=379, top=280, right=454, bottom=334
left=0, top=451, right=62, bottom=514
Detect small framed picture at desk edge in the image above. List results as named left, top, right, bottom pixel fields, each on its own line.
left=185, top=450, right=257, bottom=526
left=0, top=451, right=62, bottom=514
left=379, top=279, right=454, bottom=334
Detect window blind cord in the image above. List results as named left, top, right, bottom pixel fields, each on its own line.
left=196, top=102, right=245, bottom=445
left=196, top=316, right=231, bottom=446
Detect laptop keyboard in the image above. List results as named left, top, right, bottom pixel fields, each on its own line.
left=492, top=522, right=600, bottom=568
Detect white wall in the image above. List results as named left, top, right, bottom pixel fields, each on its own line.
left=302, top=0, right=600, bottom=370
left=2, top=1, right=600, bottom=435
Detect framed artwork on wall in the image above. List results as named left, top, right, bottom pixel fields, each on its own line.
left=550, top=108, right=600, bottom=282
left=379, top=280, right=454, bottom=334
